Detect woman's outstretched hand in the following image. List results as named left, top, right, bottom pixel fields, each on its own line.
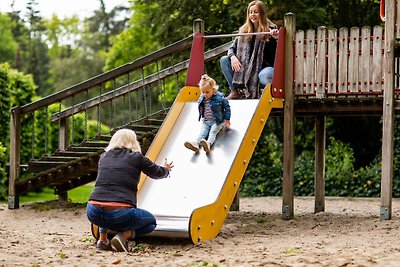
left=163, top=158, right=174, bottom=171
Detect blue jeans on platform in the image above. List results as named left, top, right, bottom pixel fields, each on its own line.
left=196, top=119, right=223, bottom=145
left=220, top=55, right=274, bottom=90
left=86, top=203, right=156, bottom=237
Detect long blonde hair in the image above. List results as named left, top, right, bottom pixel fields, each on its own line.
left=239, top=1, right=270, bottom=42
left=105, top=128, right=141, bottom=153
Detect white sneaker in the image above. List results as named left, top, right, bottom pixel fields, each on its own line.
left=200, top=139, right=211, bottom=153
left=184, top=141, right=200, bottom=153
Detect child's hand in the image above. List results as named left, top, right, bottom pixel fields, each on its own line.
left=224, top=120, right=231, bottom=128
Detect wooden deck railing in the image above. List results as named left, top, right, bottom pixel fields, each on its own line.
left=294, top=25, right=386, bottom=97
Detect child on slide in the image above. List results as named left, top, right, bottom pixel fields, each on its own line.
left=184, top=74, right=231, bottom=153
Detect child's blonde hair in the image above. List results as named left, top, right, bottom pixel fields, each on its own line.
left=105, top=128, right=141, bottom=153
left=198, top=74, right=219, bottom=91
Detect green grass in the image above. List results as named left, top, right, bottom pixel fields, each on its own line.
left=16, top=184, right=94, bottom=204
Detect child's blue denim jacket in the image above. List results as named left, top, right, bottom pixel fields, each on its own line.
left=197, top=91, right=231, bottom=124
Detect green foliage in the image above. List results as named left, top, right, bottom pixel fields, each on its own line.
left=241, top=121, right=385, bottom=198
left=0, top=13, right=17, bottom=63
left=104, top=2, right=159, bottom=70
left=83, top=0, right=130, bottom=53
left=17, top=184, right=93, bottom=204
left=268, top=0, right=328, bottom=30
left=324, top=0, right=382, bottom=29
left=8, top=68, right=37, bottom=163
left=391, top=116, right=400, bottom=197
left=325, top=137, right=356, bottom=196
left=0, top=63, right=37, bottom=200
left=293, top=150, right=314, bottom=196
left=69, top=113, right=110, bottom=145
left=240, top=125, right=283, bottom=197
left=0, top=143, right=7, bottom=200
left=0, top=63, right=11, bottom=146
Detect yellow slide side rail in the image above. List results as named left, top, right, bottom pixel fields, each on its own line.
left=189, top=84, right=283, bottom=244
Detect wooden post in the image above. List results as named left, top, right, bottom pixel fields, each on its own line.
left=8, top=107, right=21, bottom=209
left=59, top=117, right=69, bottom=151
left=380, top=0, right=395, bottom=220
left=314, top=116, right=325, bottom=213
left=58, top=117, right=69, bottom=201
left=230, top=191, right=239, bottom=211
left=282, top=13, right=295, bottom=220
left=193, top=18, right=204, bottom=35
left=58, top=192, right=68, bottom=201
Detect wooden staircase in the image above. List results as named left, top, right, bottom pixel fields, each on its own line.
left=17, top=112, right=167, bottom=198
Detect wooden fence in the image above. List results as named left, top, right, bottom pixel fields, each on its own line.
left=294, top=26, right=386, bottom=97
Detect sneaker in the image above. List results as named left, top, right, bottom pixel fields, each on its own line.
left=200, top=139, right=211, bottom=153
left=184, top=141, right=200, bottom=153
left=111, top=233, right=129, bottom=252
left=96, top=240, right=112, bottom=251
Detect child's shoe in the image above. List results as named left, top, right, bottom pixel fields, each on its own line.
left=200, top=139, right=211, bottom=153
left=184, top=141, right=200, bottom=153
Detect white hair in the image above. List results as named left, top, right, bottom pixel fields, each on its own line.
left=105, top=128, right=141, bottom=153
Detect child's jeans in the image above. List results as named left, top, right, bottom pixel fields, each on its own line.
left=196, top=119, right=223, bottom=145
left=86, top=203, right=156, bottom=238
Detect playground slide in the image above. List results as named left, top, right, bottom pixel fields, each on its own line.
left=137, top=84, right=283, bottom=244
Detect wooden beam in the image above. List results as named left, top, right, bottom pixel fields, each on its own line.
left=282, top=13, right=295, bottom=220
left=380, top=0, right=395, bottom=220
left=314, top=116, right=326, bottom=213
left=8, top=106, right=21, bottom=209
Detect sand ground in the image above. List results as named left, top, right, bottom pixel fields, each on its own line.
left=1, top=196, right=400, bottom=267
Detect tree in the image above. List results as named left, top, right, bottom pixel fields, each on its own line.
left=0, top=13, right=18, bottom=64
left=104, top=1, right=159, bottom=70
left=83, top=0, right=130, bottom=52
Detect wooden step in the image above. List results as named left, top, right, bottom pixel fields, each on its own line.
left=95, top=135, right=111, bottom=141
left=125, top=124, right=160, bottom=132
left=80, top=141, right=108, bottom=147
left=53, top=150, right=94, bottom=157
left=66, top=146, right=105, bottom=153
left=27, top=161, right=68, bottom=173
left=147, top=118, right=164, bottom=126
left=41, top=156, right=80, bottom=162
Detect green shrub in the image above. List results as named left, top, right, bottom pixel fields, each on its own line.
left=0, top=143, right=7, bottom=200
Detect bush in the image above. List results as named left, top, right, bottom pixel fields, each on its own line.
left=240, top=128, right=283, bottom=197
left=0, top=143, right=7, bottom=200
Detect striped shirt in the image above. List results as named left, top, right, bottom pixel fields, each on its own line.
left=203, top=98, right=214, bottom=121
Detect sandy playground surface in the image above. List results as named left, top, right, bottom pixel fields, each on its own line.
left=1, top=196, right=400, bottom=266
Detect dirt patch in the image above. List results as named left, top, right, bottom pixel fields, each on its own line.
left=1, top=197, right=400, bottom=266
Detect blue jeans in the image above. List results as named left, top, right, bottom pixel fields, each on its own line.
left=196, top=119, right=223, bottom=145
left=220, top=55, right=274, bottom=90
left=86, top=203, right=156, bottom=238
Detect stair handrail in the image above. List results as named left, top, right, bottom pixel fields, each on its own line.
left=14, top=35, right=193, bottom=117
